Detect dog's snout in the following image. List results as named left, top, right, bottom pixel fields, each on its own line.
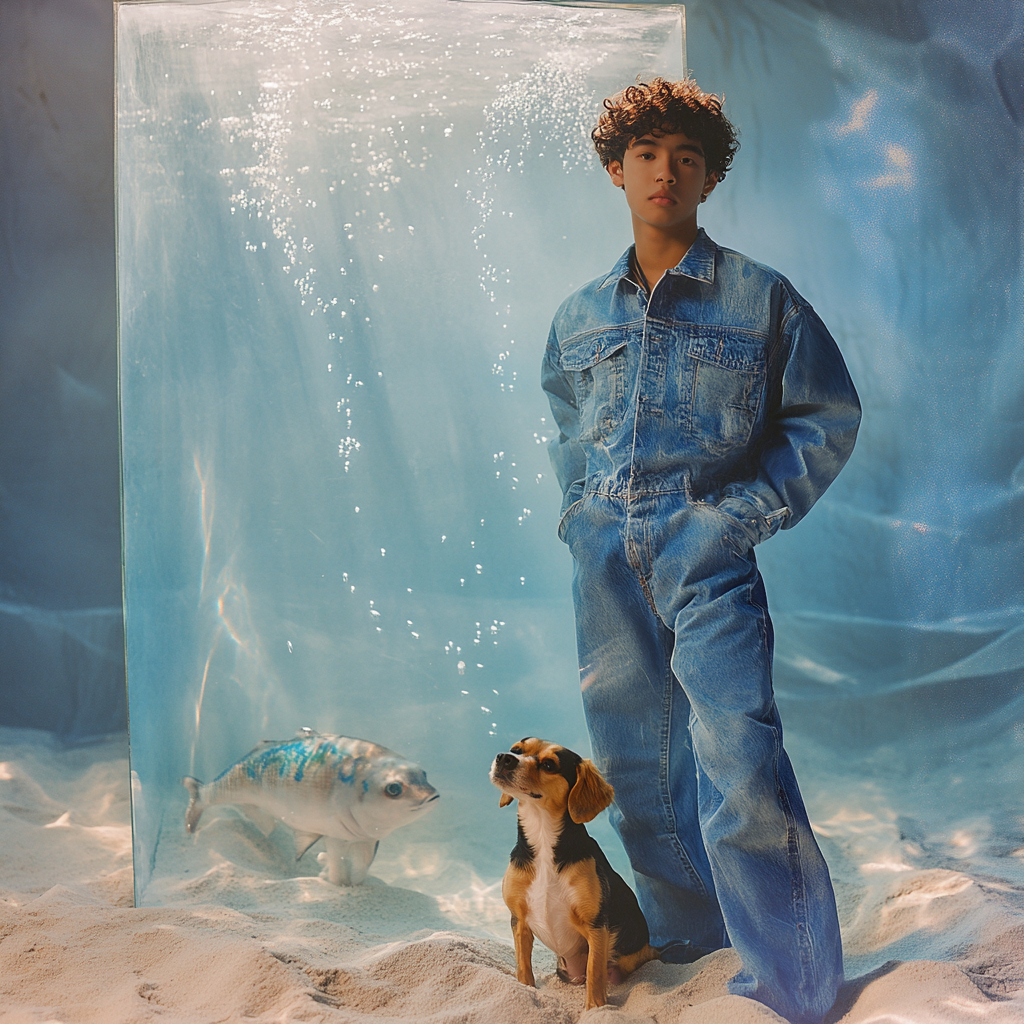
left=495, top=752, right=518, bottom=771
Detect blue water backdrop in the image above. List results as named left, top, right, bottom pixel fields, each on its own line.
left=117, top=0, right=1023, bottom=910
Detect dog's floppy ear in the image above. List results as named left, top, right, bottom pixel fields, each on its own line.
left=567, top=759, right=614, bottom=823
left=499, top=793, right=514, bottom=808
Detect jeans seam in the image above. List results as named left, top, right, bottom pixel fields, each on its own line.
left=636, top=572, right=658, bottom=617
left=758, top=577, right=815, bottom=996
left=660, top=647, right=709, bottom=898
left=776, top=759, right=814, bottom=997
left=623, top=511, right=658, bottom=617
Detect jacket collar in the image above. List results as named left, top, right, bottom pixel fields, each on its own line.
left=597, top=227, right=717, bottom=290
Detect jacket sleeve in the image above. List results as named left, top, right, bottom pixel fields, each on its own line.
left=540, top=322, right=588, bottom=519
left=719, top=299, right=861, bottom=538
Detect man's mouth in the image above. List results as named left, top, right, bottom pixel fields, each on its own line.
left=650, top=193, right=676, bottom=206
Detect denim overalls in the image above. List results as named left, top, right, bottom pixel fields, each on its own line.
left=541, top=229, right=861, bottom=1023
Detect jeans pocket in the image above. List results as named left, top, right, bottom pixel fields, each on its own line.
left=706, top=496, right=768, bottom=551
left=557, top=496, right=586, bottom=544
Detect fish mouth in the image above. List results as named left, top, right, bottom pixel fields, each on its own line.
left=413, top=792, right=440, bottom=811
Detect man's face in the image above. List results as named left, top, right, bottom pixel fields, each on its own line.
left=606, top=131, right=717, bottom=232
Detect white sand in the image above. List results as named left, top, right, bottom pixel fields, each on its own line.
left=2, top=724, right=1024, bottom=1023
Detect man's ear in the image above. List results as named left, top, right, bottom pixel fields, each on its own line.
left=607, top=159, right=625, bottom=190
left=567, top=759, right=615, bottom=823
left=499, top=793, right=514, bottom=808
left=702, top=171, right=719, bottom=199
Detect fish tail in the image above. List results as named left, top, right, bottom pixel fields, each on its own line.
left=183, top=776, right=205, bottom=833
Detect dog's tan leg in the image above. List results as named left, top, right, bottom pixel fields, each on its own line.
left=511, top=913, right=536, bottom=988
left=503, top=865, right=536, bottom=988
left=583, top=927, right=610, bottom=1009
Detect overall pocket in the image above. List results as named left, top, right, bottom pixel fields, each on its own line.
left=685, top=329, right=766, bottom=453
left=708, top=496, right=768, bottom=550
left=559, top=329, right=630, bottom=444
left=557, top=495, right=586, bottom=544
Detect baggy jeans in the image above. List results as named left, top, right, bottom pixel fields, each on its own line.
left=563, top=491, right=843, bottom=1024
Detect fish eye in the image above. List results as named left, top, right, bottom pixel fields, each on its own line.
left=384, top=781, right=403, bottom=798
left=540, top=760, right=558, bottom=773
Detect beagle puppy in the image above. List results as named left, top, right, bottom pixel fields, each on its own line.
left=489, top=737, right=659, bottom=1010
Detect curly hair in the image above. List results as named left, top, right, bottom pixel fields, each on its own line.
left=592, top=77, right=739, bottom=182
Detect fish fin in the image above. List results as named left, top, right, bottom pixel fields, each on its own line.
left=499, top=793, right=513, bottom=808
left=240, top=804, right=277, bottom=837
left=183, top=776, right=205, bottom=833
left=293, top=830, right=323, bottom=860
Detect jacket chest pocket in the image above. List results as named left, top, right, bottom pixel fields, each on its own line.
left=560, top=330, right=630, bottom=444
left=685, top=331, right=766, bottom=453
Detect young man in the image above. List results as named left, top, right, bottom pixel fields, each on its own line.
left=540, top=78, right=860, bottom=1023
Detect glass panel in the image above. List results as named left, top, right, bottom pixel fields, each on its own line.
left=117, top=0, right=683, bottom=911
left=116, top=1, right=1024, bottom=985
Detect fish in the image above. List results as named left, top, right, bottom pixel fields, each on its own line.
left=183, top=728, right=439, bottom=885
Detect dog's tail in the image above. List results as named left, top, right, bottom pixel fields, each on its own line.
left=614, top=943, right=661, bottom=977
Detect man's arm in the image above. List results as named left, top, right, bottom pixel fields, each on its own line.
left=540, top=323, right=588, bottom=522
left=719, top=300, right=861, bottom=538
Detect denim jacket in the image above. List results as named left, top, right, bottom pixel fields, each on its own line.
left=541, top=229, right=861, bottom=544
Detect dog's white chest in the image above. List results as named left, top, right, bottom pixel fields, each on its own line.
left=526, top=860, right=587, bottom=957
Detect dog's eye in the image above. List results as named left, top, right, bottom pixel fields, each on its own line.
left=540, top=760, right=558, bottom=773
left=511, top=746, right=522, bottom=754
